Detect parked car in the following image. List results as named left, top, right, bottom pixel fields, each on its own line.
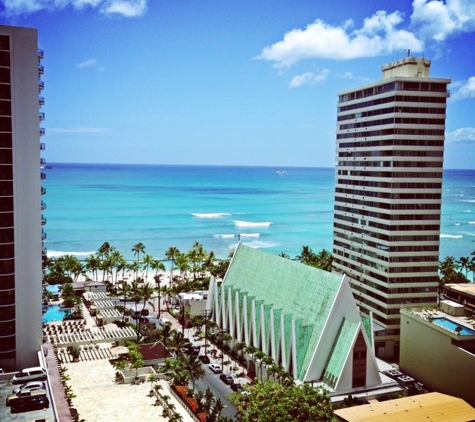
left=158, top=318, right=170, bottom=327
left=209, top=363, right=222, bottom=373
left=189, top=345, right=200, bottom=355
left=199, top=355, right=210, bottom=364
left=130, top=310, right=141, bottom=319
left=219, top=374, right=234, bottom=385
left=6, top=389, right=47, bottom=406
left=12, top=367, right=47, bottom=384
left=231, top=383, right=244, bottom=392
left=10, top=392, right=49, bottom=413
left=12, top=381, right=46, bottom=395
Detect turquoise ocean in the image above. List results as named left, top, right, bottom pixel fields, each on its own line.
left=43, top=164, right=475, bottom=262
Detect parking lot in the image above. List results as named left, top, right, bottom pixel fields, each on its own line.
left=0, top=375, right=55, bottom=421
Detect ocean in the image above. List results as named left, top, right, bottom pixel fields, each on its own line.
left=43, top=163, right=475, bottom=262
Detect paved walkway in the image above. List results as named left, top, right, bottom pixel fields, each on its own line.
left=64, top=359, right=194, bottom=422
left=44, top=342, right=74, bottom=422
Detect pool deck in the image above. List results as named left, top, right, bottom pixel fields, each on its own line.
left=410, top=308, right=475, bottom=335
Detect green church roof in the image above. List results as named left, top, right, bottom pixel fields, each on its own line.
left=222, top=244, right=344, bottom=379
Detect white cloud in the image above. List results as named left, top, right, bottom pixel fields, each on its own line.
left=2, top=0, right=147, bottom=17
left=77, top=58, right=97, bottom=68
left=446, top=127, right=475, bottom=142
left=289, top=69, right=329, bottom=88
left=411, top=0, right=475, bottom=41
left=256, top=10, right=423, bottom=67
left=451, top=76, right=475, bottom=100
left=102, top=0, right=146, bottom=17
left=77, top=58, right=106, bottom=71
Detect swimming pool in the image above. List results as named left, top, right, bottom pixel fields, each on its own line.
left=46, top=284, right=61, bottom=295
left=42, top=305, right=70, bottom=323
left=433, top=317, right=475, bottom=336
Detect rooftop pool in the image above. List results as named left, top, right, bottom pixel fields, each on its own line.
left=42, top=305, right=70, bottom=323
left=433, top=317, right=475, bottom=336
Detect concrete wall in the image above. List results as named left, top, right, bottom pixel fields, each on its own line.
left=400, top=309, right=475, bottom=406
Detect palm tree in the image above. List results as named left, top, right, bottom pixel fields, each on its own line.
left=296, top=245, right=316, bottom=264
left=458, top=256, right=471, bottom=278
left=140, top=282, right=156, bottom=316
left=168, top=330, right=188, bottom=358
left=316, top=248, right=333, bottom=271
left=85, top=254, right=100, bottom=281
left=129, top=260, right=140, bottom=280
left=234, top=341, right=247, bottom=361
left=117, top=281, right=130, bottom=322
left=181, top=354, right=205, bottom=392
left=151, top=259, right=166, bottom=278
left=131, top=242, right=145, bottom=264
left=142, top=253, right=154, bottom=280
left=110, top=249, right=125, bottom=287
left=262, top=355, right=274, bottom=381
left=165, top=246, right=180, bottom=279
left=278, top=252, right=290, bottom=259
left=154, top=274, right=163, bottom=315
left=175, top=252, right=190, bottom=281
left=253, top=350, right=266, bottom=380
left=130, top=279, right=143, bottom=338
left=267, top=363, right=281, bottom=382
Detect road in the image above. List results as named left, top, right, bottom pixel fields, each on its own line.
left=111, top=297, right=242, bottom=416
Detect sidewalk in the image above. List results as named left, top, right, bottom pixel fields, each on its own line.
left=44, top=342, right=74, bottom=422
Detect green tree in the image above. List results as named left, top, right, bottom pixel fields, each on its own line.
left=181, top=354, right=205, bottom=392
left=165, top=246, right=180, bottom=278
left=117, top=281, right=131, bottom=322
left=84, top=254, right=101, bottom=281
left=230, top=381, right=337, bottom=422
left=132, top=242, right=146, bottom=264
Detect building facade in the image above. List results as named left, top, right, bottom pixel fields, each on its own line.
left=400, top=307, right=475, bottom=407
left=207, top=244, right=383, bottom=392
left=332, top=57, right=450, bottom=359
left=0, top=25, right=45, bottom=370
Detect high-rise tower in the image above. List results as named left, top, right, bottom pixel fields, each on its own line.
left=0, top=25, right=45, bottom=370
left=332, top=57, right=450, bottom=359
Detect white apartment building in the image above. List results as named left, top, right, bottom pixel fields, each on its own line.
left=0, top=25, right=45, bottom=370
left=332, top=57, right=450, bottom=359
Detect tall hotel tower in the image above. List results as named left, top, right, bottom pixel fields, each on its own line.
left=332, top=57, right=450, bottom=359
left=0, top=25, right=45, bottom=370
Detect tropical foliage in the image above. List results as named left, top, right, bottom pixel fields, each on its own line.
left=230, top=381, right=337, bottom=422
left=295, top=246, right=333, bottom=271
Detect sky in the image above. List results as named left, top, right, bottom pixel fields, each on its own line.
left=1, top=0, right=475, bottom=168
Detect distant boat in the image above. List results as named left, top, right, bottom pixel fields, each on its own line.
left=276, top=170, right=287, bottom=176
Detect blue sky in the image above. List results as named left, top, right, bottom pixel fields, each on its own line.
left=2, top=0, right=475, bottom=168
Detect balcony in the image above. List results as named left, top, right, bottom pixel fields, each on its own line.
left=41, top=201, right=46, bottom=210
left=42, top=231, right=47, bottom=241
left=38, top=80, right=44, bottom=91
left=39, top=112, right=45, bottom=121
left=41, top=186, right=46, bottom=195
left=40, top=158, right=46, bottom=166
left=40, top=143, right=45, bottom=150
left=41, top=215, right=46, bottom=226
left=38, top=49, right=44, bottom=59
left=41, top=172, right=46, bottom=180
left=38, top=65, right=44, bottom=74
left=39, top=128, right=45, bottom=136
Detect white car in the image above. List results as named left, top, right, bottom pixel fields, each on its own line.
left=12, top=367, right=47, bottom=384
left=209, top=363, right=222, bottom=373
left=12, top=381, right=46, bottom=394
